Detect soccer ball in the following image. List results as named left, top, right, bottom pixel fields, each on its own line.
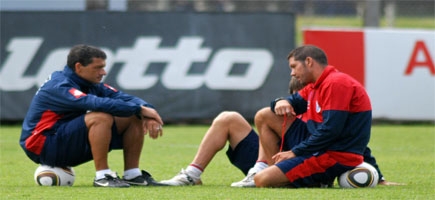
left=34, top=165, right=75, bottom=186
left=338, top=162, right=379, bottom=188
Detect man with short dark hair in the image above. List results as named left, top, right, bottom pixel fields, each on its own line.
left=254, top=45, right=373, bottom=187
left=20, top=44, right=167, bottom=187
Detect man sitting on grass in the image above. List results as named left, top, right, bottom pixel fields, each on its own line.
left=160, top=49, right=402, bottom=186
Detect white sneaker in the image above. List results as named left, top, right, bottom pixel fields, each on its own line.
left=160, top=169, right=202, bottom=186
left=231, top=168, right=257, bottom=187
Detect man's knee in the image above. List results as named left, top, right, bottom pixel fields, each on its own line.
left=85, top=112, right=114, bottom=128
left=213, top=111, right=243, bottom=125
left=254, top=171, right=268, bottom=187
left=254, top=166, right=288, bottom=188
left=254, top=107, right=273, bottom=124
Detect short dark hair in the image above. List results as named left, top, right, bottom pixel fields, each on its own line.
left=67, top=44, right=106, bottom=70
left=287, top=45, right=328, bottom=66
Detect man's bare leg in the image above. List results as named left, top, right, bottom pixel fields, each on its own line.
left=160, top=111, right=254, bottom=186
left=86, top=112, right=114, bottom=171
left=87, top=112, right=129, bottom=187
left=254, top=165, right=290, bottom=187
left=231, top=107, right=294, bottom=187
left=113, top=116, right=144, bottom=171
left=255, top=107, right=294, bottom=165
left=191, top=111, right=253, bottom=169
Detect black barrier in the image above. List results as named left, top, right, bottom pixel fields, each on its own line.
left=0, top=11, right=295, bottom=122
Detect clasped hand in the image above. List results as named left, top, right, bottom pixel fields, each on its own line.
left=141, top=106, right=164, bottom=139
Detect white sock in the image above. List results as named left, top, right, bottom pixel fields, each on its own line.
left=251, top=161, right=268, bottom=173
left=123, top=168, right=141, bottom=180
left=96, top=169, right=112, bottom=180
left=185, top=165, right=203, bottom=178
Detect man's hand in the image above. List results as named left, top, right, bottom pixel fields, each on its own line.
left=272, top=150, right=296, bottom=164
left=141, top=106, right=163, bottom=124
left=143, top=119, right=163, bottom=139
left=274, top=100, right=296, bottom=116
left=140, top=106, right=164, bottom=139
left=378, top=180, right=406, bottom=186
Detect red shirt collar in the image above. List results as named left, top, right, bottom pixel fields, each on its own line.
left=312, top=65, right=337, bottom=89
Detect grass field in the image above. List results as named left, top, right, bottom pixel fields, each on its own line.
left=1, top=124, right=434, bottom=199
left=0, top=14, right=434, bottom=199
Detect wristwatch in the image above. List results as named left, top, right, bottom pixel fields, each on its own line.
left=274, top=97, right=286, bottom=103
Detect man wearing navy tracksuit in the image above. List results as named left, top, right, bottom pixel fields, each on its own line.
left=20, top=44, right=167, bottom=187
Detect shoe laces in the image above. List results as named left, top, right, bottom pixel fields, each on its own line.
left=140, top=170, right=152, bottom=178
left=242, top=172, right=256, bottom=182
left=104, top=172, right=123, bottom=183
left=179, top=169, right=196, bottom=184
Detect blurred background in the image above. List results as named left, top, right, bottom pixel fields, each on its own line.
left=1, top=0, right=434, bottom=124
left=2, top=0, right=434, bottom=44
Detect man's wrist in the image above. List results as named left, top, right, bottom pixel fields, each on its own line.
left=271, top=97, right=286, bottom=113
left=274, top=97, right=286, bottom=103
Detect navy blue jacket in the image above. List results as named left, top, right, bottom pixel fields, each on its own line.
left=20, top=66, right=152, bottom=163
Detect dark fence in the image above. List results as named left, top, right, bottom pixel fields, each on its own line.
left=0, top=12, right=295, bottom=123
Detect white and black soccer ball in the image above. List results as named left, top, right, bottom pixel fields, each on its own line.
left=34, top=165, right=75, bottom=186
left=338, top=162, right=379, bottom=188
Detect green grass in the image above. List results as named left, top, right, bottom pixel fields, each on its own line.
left=1, top=13, right=433, bottom=199
left=1, top=124, right=434, bottom=199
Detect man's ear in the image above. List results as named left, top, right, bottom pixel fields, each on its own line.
left=305, top=57, right=313, bottom=68
left=74, top=62, right=81, bottom=72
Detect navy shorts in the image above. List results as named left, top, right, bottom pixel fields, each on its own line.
left=40, top=115, right=123, bottom=167
left=226, top=130, right=259, bottom=175
left=226, top=118, right=310, bottom=175
left=275, top=151, right=363, bottom=188
left=280, top=118, right=310, bottom=151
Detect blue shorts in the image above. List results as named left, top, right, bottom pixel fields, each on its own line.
left=274, top=119, right=364, bottom=188
left=275, top=151, right=363, bottom=188
left=226, top=118, right=310, bottom=175
left=40, top=115, right=123, bottom=167
left=280, top=118, right=310, bottom=151
left=226, top=130, right=259, bottom=175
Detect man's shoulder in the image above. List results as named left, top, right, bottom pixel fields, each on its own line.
left=325, top=71, right=363, bottom=88
left=42, top=71, right=73, bottom=90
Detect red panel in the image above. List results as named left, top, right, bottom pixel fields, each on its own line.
left=303, top=30, right=365, bottom=86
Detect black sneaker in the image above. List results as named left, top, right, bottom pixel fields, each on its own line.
left=93, top=172, right=130, bottom=188
left=123, top=170, right=169, bottom=186
left=320, top=181, right=334, bottom=188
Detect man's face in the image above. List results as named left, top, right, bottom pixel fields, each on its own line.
left=289, top=57, right=311, bottom=85
left=75, top=57, right=107, bottom=84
